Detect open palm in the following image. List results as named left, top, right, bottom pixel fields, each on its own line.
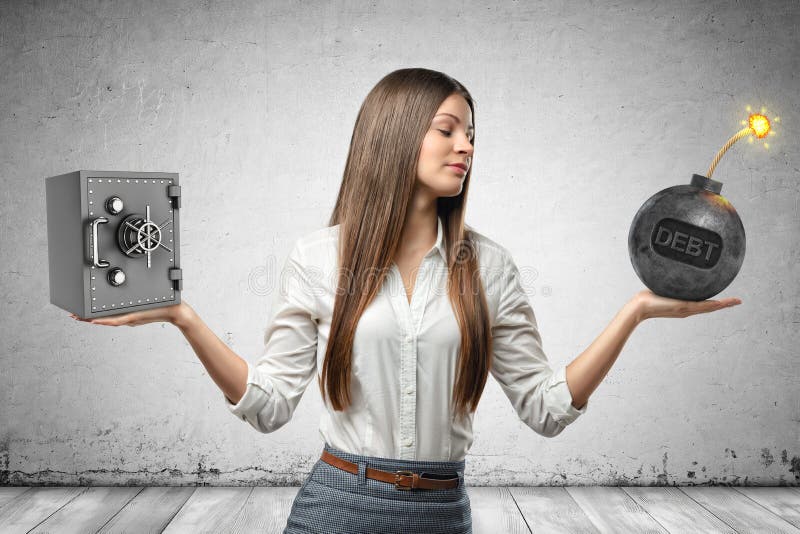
left=635, top=289, right=741, bottom=321
left=69, top=302, right=187, bottom=327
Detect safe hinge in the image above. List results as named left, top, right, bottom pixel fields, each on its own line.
left=169, top=267, right=183, bottom=291
left=168, top=184, right=181, bottom=209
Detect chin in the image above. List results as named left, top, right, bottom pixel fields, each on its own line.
left=436, top=185, right=463, bottom=198
left=416, top=174, right=464, bottom=198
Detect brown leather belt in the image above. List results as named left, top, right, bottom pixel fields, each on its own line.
left=320, top=449, right=460, bottom=491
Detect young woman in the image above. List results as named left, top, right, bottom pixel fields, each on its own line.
left=73, top=67, right=741, bottom=534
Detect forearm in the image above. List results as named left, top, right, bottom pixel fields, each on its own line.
left=564, top=297, right=642, bottom=410
left=172, top=305, right=249, bottom=405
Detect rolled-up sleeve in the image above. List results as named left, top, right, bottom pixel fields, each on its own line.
left=489, top=251, right=587, bottom=437
left=224, top=241, right=319, bottom=433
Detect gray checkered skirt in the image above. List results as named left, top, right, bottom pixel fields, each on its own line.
left=283, top=443, right=471, bottom=534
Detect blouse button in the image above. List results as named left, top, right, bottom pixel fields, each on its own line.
left=405, top=386, right=414, bottom=395
left=403, top=438, right=413, bottom=447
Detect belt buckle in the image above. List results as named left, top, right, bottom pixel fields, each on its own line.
left=394, top=470, right=414, bottom=491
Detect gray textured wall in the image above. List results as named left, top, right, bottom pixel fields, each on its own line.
left=1, top=0, right=798, bottom=487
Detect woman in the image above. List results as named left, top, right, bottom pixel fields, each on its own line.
left=72, top=67, right=741, bottom=534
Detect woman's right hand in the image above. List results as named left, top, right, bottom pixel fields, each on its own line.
left=69, top=301, right=193, bottom=327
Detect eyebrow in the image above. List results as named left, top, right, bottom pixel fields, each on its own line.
left=434, top=113, right=474, bottom=131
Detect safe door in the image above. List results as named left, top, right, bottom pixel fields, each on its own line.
left=87, top=175, right=181, bottom=313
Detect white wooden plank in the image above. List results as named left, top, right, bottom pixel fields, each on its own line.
left=163, top=487, right=253, bottom=533
left=5, top=484, right=796, bottom=533
left=97, top=486, right=196, bottom=533
left=0, top=487, right=29, bottom=509
left=0, top=487, right=87, bottom=534
left=508, top=487, right=599, bottom=533
left=566, top=487, right=668, bottom=533
left=469, top=486, right=533, bottom=534
left=682, top=486, right=800, bottom=533
left=623, top=487, right=736, bottom=533
left=734, top=487, right=800, bottom=529
left=29, top=486, right=142, bottom=534
left=219, top=486, right=300, bottom=534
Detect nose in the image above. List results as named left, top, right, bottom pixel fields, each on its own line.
left=456, top=136, right=474, bottom=157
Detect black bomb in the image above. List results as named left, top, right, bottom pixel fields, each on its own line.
left=628, top=174, right=745, bottom=301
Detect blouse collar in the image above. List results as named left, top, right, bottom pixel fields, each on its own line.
left=431, top=214, right=447, bottom=263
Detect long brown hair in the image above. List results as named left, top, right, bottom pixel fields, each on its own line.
left=321, top=67, right=492, bottom=421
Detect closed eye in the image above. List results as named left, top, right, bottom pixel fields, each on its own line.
left=438, top=129, right=474, bottom=143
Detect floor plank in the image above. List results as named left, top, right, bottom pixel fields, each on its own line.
left=566, top=487, right=668, bottom=533
left=1, top=485, right=798, bottom=533
left=469, top=487, right=531, bottom=534
left=162, top=486, right=253, bottom=533
left=682, top=486, right=800, bottom=534
left=0, top=487, right=29, bottom=509
left=97, top=487, right=196, bottom=533
left=0, top=487, right=87, bottom=534
left=508, top=487, right=599, bottom=533
left=219, top=487, right=300, bottom=534
left=734, top=487, right=800, bottom=529
left=623, top=486, right=736, bottom=533
left=28, top=486, right=142, bottom=534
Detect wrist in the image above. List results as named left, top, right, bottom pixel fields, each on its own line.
left=627, top=294, right=647, bottom=325
left=170, top=302, right=197, bottom=329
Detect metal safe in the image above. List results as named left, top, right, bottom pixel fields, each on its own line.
left=45, top=170, right=183, bottom=318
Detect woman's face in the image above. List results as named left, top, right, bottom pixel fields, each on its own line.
left=415, top=93, right=474, bottom=198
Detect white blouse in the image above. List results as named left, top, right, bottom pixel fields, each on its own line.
left=225, top=215, right=587, bottom=461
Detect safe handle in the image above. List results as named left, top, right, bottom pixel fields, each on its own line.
left=89, top=217, right=110, bottom=268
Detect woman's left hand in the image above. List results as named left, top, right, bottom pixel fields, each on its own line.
left=633, top=289, right=742, bottom=322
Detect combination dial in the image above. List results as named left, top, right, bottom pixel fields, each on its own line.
left=116, top=205, right=173, bottom=268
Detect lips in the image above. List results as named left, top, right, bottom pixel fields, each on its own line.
left=447, top=163, right=468, bottom=172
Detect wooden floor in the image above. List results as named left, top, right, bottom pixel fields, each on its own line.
left=0, top=486, right=798, bottom=533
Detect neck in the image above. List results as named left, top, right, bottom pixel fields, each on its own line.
left=398, top=189, right=438, bottom=256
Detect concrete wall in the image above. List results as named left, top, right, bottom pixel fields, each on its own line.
left=1, top=0, right=798, bottom=486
